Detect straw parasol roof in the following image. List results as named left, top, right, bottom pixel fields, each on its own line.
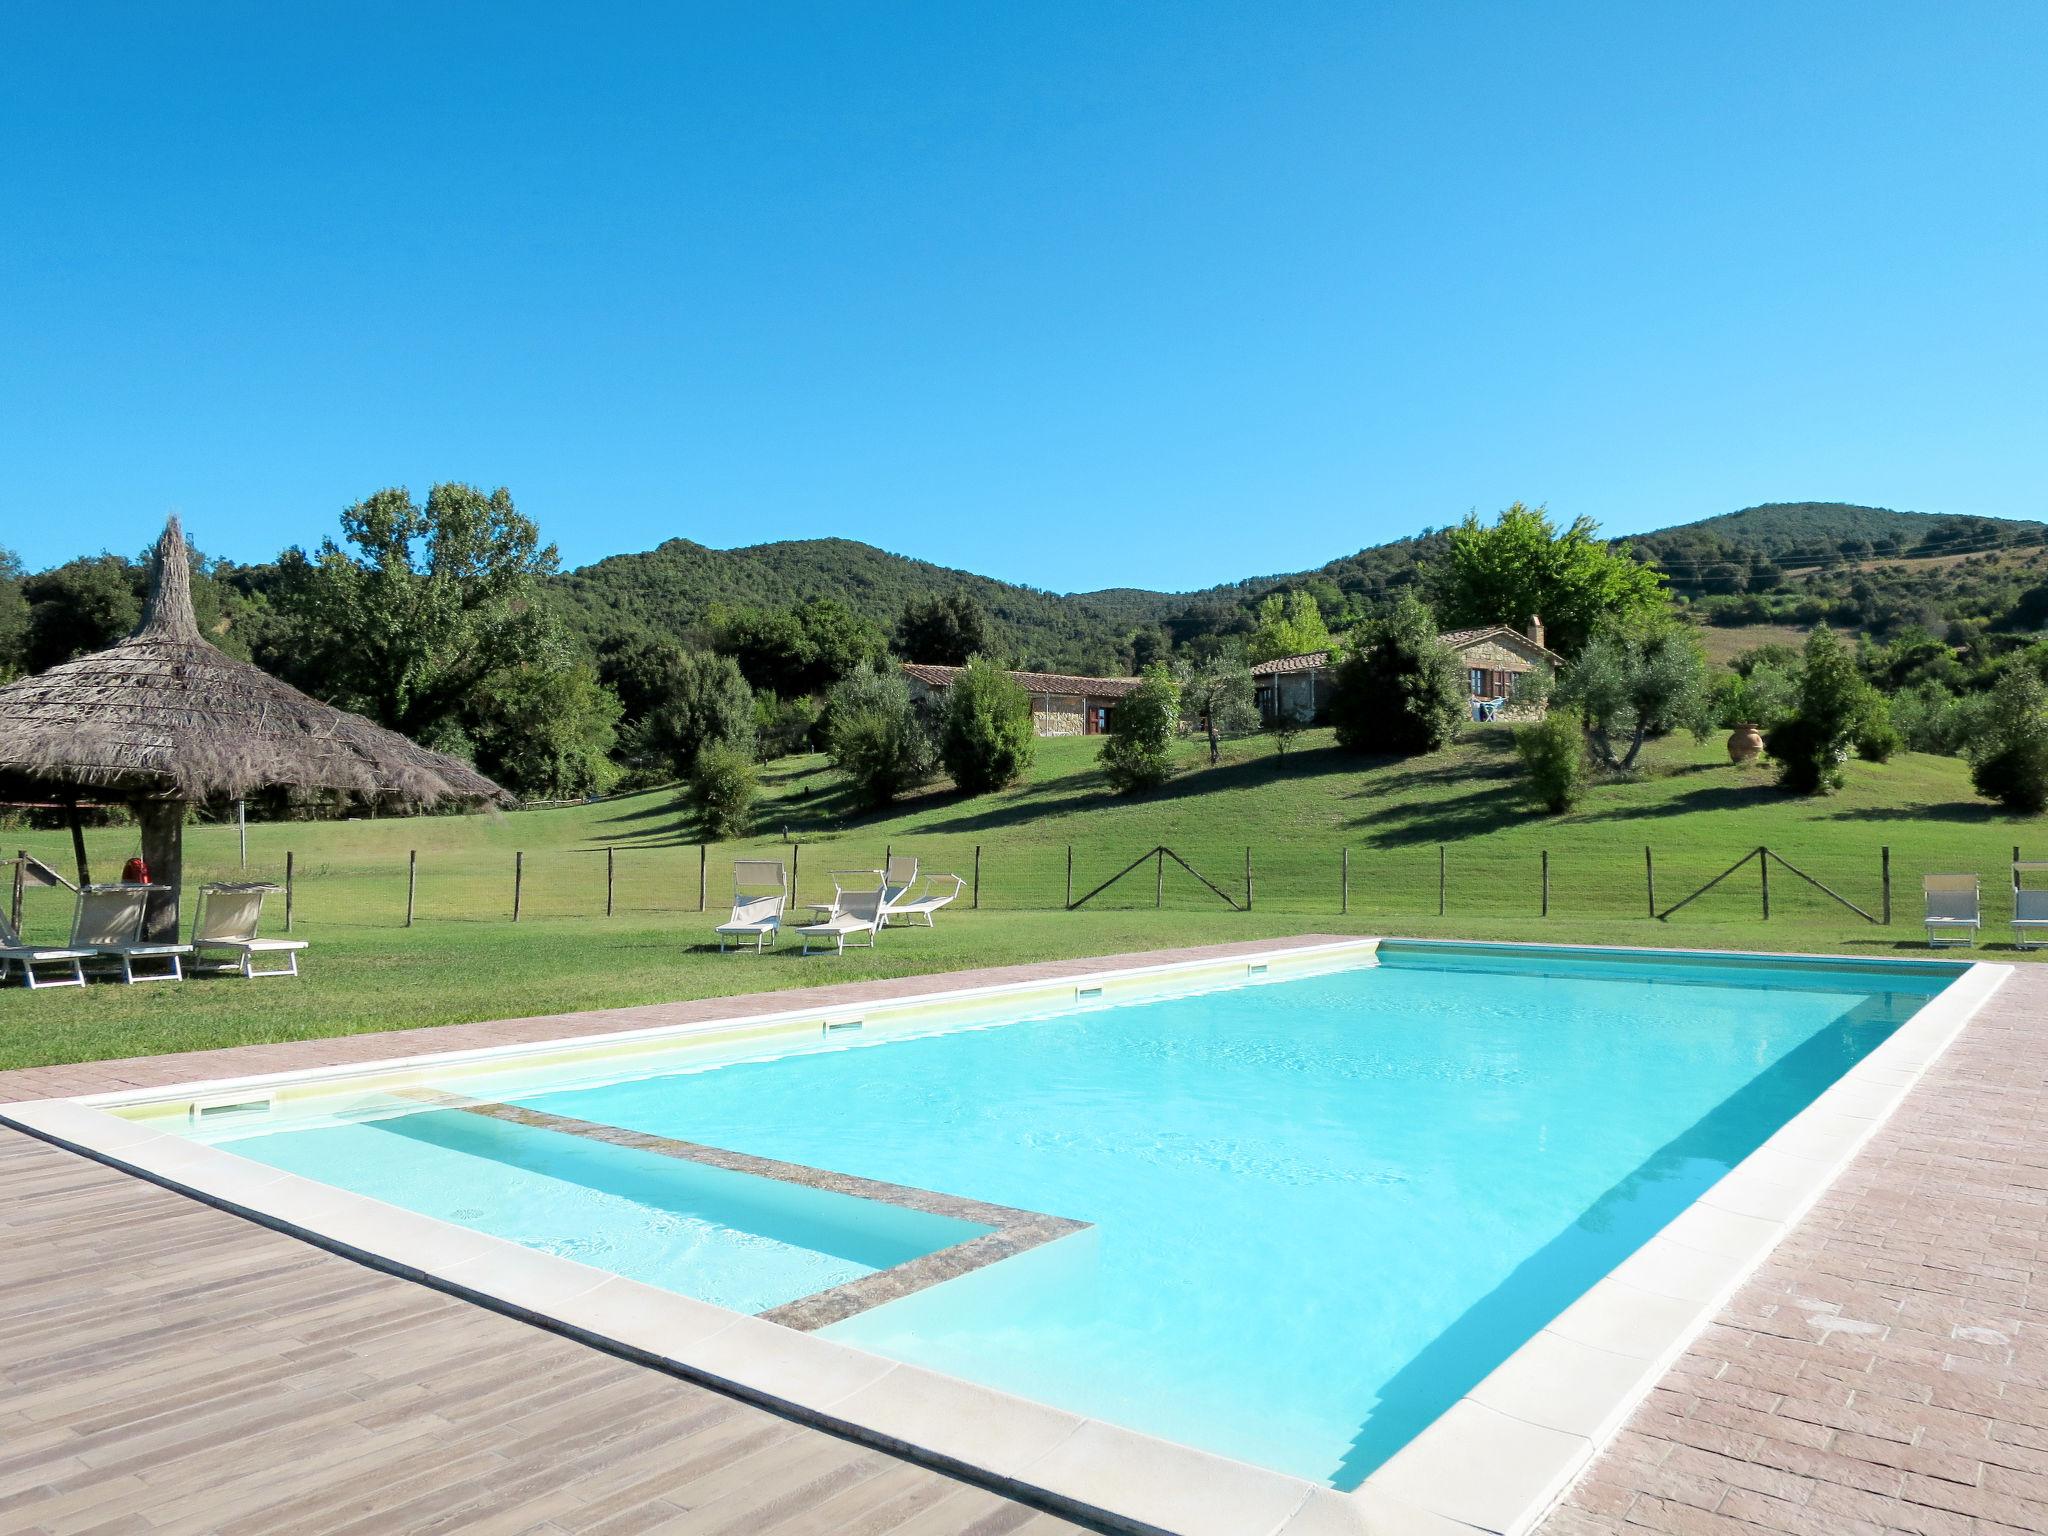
left=0, top=517, right=511, bottom=808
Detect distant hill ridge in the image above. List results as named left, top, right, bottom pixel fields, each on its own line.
left=555, top=502, right=2047, bottom=670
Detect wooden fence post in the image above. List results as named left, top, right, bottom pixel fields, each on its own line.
left=406, top=850, right=416, bottom=928
left=606, top=846, right=615, bottom=917
left=792, top=843, right=801, bottom=908
left=1881, top=846, right=1891, bottom=925
left=513, top=851, right=524, bottom=922
left=1644, top=845, right=1655, bottom=918
left=1245, top=846, right=1253, bottom=912
left=1758, top=845, right=1769, bottom=920
left=1065, top=846, right=1073, bottom=909
left=1437, top=845, right=1445, bottom=917
left=1155, top=847, right=1164, bottom=909
left=1541, top=849, right=1549, bottom=917
left=284, top=851, right=295, bottom=933
left=10, top=848, right=25, bottom=935
left=1341, top=847, right=1349, bottom=915
left=972, top=845, right=981, bottom=909
left=698, top=845, right=707, bottom=913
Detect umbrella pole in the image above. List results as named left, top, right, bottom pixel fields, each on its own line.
left=67, top=802, right=92, bottom=888
left=133, top=800, right=184, bottom=943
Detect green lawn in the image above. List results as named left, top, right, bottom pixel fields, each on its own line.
left=3, top=727, right=2038, bottom=1071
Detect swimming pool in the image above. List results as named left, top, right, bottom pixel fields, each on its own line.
left=6, top=939, right=2000, bottom=1536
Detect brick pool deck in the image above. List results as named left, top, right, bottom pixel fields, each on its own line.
left=1, top=939, right=2042, bottom=1535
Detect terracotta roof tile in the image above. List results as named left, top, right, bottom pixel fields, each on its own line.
left=899, top=663, right=1145, bottom=698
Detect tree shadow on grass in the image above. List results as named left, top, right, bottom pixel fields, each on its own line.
left=1341, top=737, right=1528, bottom=846
left=911, top=747, right=1342, bottom=837
left=1821, top=802, right=2016, bottom=825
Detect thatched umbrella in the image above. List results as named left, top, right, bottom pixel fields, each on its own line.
left=0, top=518, right=511, bottom=938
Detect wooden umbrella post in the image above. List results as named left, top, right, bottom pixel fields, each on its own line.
left=133, top=799, right=184, bottom=943
left=67, top=802, right=92, bottom=888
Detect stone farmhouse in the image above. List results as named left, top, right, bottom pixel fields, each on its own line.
left=902, top=618, right=1558, bottom=740
left=1250, top=618, right=1560, bottom=725
left=901, top=663, right=1143, bottom=737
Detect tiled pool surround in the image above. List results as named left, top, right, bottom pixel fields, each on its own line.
left=0, top=939, right=2009, bottom=1536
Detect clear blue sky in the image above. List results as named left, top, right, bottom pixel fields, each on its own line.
left=3, top=2, right=2043, bottom=591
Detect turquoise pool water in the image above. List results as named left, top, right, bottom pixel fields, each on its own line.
left=203, top=944, right=1957, bottom=1486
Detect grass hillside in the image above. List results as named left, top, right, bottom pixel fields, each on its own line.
left=4, top=727, right=2038, bottom=1071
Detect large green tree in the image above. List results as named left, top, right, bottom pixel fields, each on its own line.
left=895, top=593, right=992, bottom=666
left=714, top=597, right=888, bottom=697
left=467, top=661, right=622, bottom=799
left=0, top=547, right=27, bottom=679
left=1328, top=594, right=1466, bottom=756
left=272, top=483, right=563, bottom=743
left=1435, top=503, right=1667, bottom=657
left=1246, top=592, right=1333, bottom=665
left=20, top=555, right=142, bottom=672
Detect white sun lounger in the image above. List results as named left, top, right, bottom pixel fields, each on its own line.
left=2013, top=863, right=2048, bottom=951
left=881, top=854, right=919, bottom=907
left=1922, top=874, right=1981, bottom=948
left=884, top=873, right=965, bottom=928
left=191, top=883, right=308, bottom=978
left=805, top=870, right=884, bottom=921
left=0, top=909, right=92, bottom=989
left=715, top=860, right=788, bottom=953
left=71, top=884, right=192, bottom=983
left=796, top=886, right=884, bottom=956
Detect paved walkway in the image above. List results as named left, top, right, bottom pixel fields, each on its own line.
left=2, top=943, right=2043, bottom=1536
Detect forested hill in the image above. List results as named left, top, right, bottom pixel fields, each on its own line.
left=1624, top=502, right=2048, bottom=591
left=555, top=536, right=1138, bottom=674
left=553, top=502, right=2048, bottom=672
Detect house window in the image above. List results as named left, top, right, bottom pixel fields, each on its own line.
left=1469, top=668, right=1487, bottom=697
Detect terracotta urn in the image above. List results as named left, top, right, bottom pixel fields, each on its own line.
left=1726, top=723, right=1764, bottom=764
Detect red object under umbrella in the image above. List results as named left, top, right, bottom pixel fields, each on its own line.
left=121, top=856, right=150, bottom=885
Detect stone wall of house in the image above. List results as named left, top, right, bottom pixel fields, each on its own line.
left=1449, top=635, right=1549, bottom=720
left=1030, top=693, right=1087, bottom=736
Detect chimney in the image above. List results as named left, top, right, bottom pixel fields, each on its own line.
left=1527, top=614, right=1545, bottom=650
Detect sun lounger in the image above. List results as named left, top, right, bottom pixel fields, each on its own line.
left=715, top=860, right=788, bottom=953
left=883, top=873, right=965, bottom=928
left=0, top=909, right=92, bottom=989
left=796, top=886, right=884, bottom=956
left=805, top=870, right=884, bottom=921
left=882, top=855, right=919, bottom=906
left=190, top=883, right=308, bottom=977
left=2013, top=863, right=2048, bottom=951
left=1922, top=874, right=1981, bottom=948
left=69, top=883, right=191, bottom=983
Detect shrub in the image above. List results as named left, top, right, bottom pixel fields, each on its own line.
left=1711, top=662, right=1800, bottom=731
left=1328, top=593, right=1464, bottom=756
left=1965, top=668, right=2048, bottom=814
left=1853, top=696, right=1902, bottom=763
left=688, top=740, right=758, bottom=838
left=939, top=657, right=1035, bottom=794
left=1098, top=668, right=1181, bottom=793
left=1514, top=711, right=1589, bottom=813
left=1765, top=627, right=1875, bottom=795
left=824, top=664, right=935, bottom=807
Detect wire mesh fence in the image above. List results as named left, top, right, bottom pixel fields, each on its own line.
left=29, top=833, right=2027, bottom=937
